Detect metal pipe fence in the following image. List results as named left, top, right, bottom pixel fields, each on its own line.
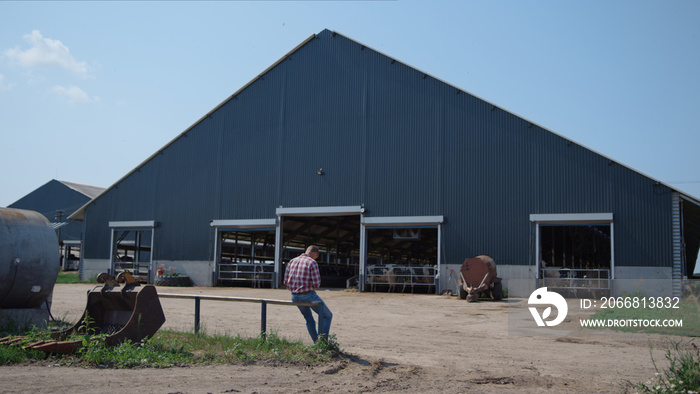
left=158, top=293, right=321, bottom=337
left=540, top=268, right=611, bottom=290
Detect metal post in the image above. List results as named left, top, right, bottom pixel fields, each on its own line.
left=135, top=230, right=141, bottom=276
left=436, top=224, right=442, bottom=295
left=213, top=228, right=220, bottom=286
left=194, top=297, right=201, bottom=335
left=109, top=228, right=116, bottom=275
left=274, top=217, right=283, bottom=289
left=260, top=300, right=267, bottom=340
left=359, top=223, right=366, bottom=292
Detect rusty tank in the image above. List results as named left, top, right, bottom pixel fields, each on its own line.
left=458, top=255, right=503, bottom=302
left=0, top=208, right=60, bottom=309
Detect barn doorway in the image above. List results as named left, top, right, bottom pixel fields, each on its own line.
left=364, top=227, right=438, bottom=293
left=531, top=213, right=613, bottom=297
left=109, top=221, right=156, bottom=283
left=361, top=216, right=443, bottom=294
left=278, top=212, right=361, bottom=289
left=212, top=219, right=277, bottom=288
left=275, top=208, right=443, bottom=293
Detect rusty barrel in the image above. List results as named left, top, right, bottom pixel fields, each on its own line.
left=460, top=255, right=497, bottom=289
left=0, top=208, right=59, bottom=308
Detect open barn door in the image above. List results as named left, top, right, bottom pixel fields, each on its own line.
left=273, top=208, right=444, bottom=294
left=211, top=219, right=277, bottom=288
left=276, top=207, right=363, bottom=289
left=109, top=221, right=155, bottom=283
left=531, top=213, right=613, bottom=298
left=360, top=216, right=443, bottom=294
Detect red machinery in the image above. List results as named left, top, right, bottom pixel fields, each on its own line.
left=458, top=255, right=503, bottom=302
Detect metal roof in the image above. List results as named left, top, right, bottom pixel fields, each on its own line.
left=51, top=222, right=68, bottom=230
left=58, top=180, right=105, bottom=199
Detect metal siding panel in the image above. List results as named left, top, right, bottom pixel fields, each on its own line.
left=84, top=117, right=222, bottom=261
left=440, top=98, right=532, bottom=265
left=363, top=48, right=441, bottom=216
left=151, top=117, right=220, bottom=261
left=8, top=180, right=91, bottom=241
left=438, top=91, right=673, bottom=268
left=217, top=78, right=285, bottom=218
left=279, top=33, right=365, bottom=207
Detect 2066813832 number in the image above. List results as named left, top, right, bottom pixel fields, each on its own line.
left=600, top=296, right=680, bottom=309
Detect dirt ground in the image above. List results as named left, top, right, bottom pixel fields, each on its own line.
left=1, top=284, right=696, bottom=393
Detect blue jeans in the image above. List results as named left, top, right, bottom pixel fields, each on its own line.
left=291, top=291, right=333, bottom=343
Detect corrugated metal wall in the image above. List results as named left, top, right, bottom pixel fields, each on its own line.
left=9, top=180, right=91, bottom=242
left=82, top=29, right=674, bottom=269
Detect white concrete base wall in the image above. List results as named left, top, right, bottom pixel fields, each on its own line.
left=81, top=259, right=111, bottom=282
left=441, top=264, right=674, bottom=298
left=437, top=264, right=461, bottom=295
left=81, top=259, right=214, bottom=286
left=497, top=265, right=539, bottom=298
left=613, top=267, right=673, bottom=298
left=156, top=260, right=215, bottom=286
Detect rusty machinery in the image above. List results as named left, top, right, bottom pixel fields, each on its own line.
left=458, top=255, right=503, bottom=302
left=1, top=272, right=165, bottom=353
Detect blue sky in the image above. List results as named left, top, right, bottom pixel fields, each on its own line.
left=1, top=0, right=699, bottom=210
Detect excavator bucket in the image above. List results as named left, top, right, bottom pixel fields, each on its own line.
left=29, top=272, right=166, bottom=354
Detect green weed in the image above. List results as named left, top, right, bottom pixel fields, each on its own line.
left=624, top=340, right=700, bottom=393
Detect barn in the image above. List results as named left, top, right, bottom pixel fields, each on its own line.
left=69, top=29, right=700, bottom=297
left=8, top=179, right=104, bottom=270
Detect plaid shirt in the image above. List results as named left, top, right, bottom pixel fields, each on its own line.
left=284, top=253, right=321, bottom=294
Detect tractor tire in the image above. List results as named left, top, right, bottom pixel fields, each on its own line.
left=458, top=286, right=467, bottom=300
left=491, top=282, right=503, bottom=300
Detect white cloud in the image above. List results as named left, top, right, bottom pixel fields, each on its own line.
left=4, top=30, right=88, bottom=77
left=52, top=85, right=98, bottom=103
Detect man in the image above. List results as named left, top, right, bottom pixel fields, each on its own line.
left=284, top=245, right=333, bottom=343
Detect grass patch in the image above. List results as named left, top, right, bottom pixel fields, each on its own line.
left=623, top=340, right=700, bottom=393
left=587, top=291, right=700, bottom=337
left=0, top=328, right=340, bottom=368
left=55, top=271, right=97, bottom=284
